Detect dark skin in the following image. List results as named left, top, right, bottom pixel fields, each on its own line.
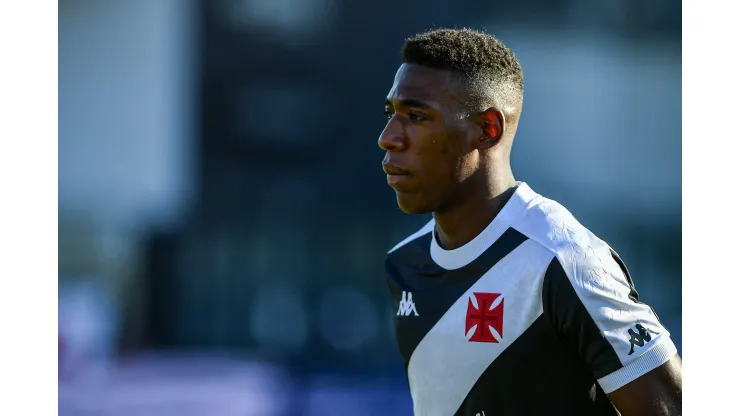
left=379, top=63, right=518, bottom=250
left=378, top=63, right=682, bottom=415
left=610, top=356, right=683, bottom=415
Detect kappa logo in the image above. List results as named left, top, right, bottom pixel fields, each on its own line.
left=397, top=291, right=419, bottom=317
left=627, top=323, right=659, bottom=355
left=465, top=292, right=504, bottom=343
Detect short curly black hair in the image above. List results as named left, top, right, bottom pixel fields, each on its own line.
left=401, top=28, right=524, bottom=113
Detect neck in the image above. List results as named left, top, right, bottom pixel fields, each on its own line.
left=433, top=170, right=517, bottom=250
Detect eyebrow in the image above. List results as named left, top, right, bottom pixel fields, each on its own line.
left=384, top=98, right=434, bottom=110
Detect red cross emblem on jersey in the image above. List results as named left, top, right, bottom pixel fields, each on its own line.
left=465, top=292, right=504, bottom=343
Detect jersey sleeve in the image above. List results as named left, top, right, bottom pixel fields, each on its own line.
left=542, top=247, right=677, bottom=394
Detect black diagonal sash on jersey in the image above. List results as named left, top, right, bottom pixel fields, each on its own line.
left=452, top=314, right=620, bottom=416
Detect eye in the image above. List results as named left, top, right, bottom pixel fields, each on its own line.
left=409, top=112, right=427, bottom=123
left=384, top=109, right=394, bottom=120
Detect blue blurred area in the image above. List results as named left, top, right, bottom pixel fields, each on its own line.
left=58, top=0, right=680, bottom=413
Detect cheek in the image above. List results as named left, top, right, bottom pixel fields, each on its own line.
left=415, top=129, right=465, bottom=186
left=436, top=135, right=475, bottom=184
left=422, top=147, right=456, bottom=185
left=456, top=153, right=479, bottom=183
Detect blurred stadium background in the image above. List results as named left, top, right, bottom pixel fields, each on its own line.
left=58, top=0, right=681, bottom=414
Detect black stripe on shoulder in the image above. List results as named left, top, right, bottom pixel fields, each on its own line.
left=386, top=227, right=529, bottom=293
left=450, top=227, right=530, bottom=281
left=610, top=248, right=664, bottom=326
left=542, top=257, right=622, bottom=379
left=610, top=248, right=639, bottom=303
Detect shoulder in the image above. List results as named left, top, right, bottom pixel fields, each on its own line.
left=513, top=192, right=634, bottom=317
left=513, top=187, right=676, bottom=394
left=512, top=193, right=615, bottom=279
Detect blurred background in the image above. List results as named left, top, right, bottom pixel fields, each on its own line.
left=58, top=0, right=681, bottom=414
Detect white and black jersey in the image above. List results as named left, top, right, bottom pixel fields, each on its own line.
left=385, top=183, right=677, bottom=416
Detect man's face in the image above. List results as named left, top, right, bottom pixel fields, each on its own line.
left=379, top=64, right=477, bottom=214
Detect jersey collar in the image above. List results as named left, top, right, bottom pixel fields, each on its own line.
left=430, top=182, right=538, bottom=270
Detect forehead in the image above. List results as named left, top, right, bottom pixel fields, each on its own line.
left=386, top=63, right=464, bottom=107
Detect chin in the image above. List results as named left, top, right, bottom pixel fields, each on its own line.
left=396, top=192, right=435, bottom=215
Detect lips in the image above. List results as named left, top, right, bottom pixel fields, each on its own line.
left=383, top=163, right=413, bottom=188
left=382, top=163, right=411, bottom=176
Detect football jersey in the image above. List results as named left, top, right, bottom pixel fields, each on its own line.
left=384, top=182, right=677, bottom=416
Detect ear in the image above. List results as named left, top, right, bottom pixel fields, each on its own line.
left=476, top=108, right=505, bottom=150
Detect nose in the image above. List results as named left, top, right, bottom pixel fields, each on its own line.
left=378, top=119, right=406, bottom=152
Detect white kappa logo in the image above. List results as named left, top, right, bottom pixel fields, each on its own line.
left=397, top=291, right=419, bottom=317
